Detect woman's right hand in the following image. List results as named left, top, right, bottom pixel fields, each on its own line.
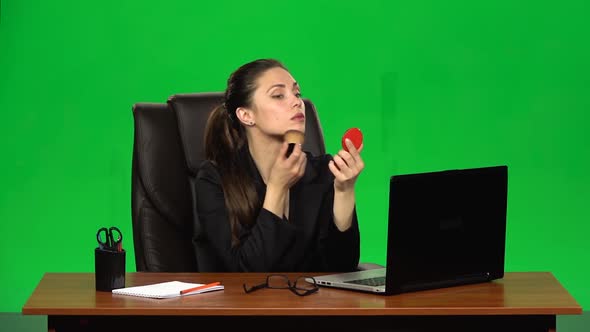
left=267, top=141, right=307, bottom=190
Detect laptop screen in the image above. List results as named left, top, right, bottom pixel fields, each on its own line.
left=385, top=165, right=508, bottom=294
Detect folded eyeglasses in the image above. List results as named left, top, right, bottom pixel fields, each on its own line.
left=243, top=274, right=319, bottom=296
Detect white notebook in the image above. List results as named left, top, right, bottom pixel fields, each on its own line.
left=112, top=281, right=224, bottom=299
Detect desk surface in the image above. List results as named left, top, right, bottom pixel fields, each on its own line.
left=22, top=272, right=581, bottom=317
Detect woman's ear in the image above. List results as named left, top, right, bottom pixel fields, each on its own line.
left=236, top=107, right=255, bottom=126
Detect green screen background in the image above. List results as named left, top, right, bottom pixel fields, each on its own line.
left=1, top=0, right=588, bottom=313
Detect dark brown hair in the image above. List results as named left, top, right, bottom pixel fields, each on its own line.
left=204, top=59, right=288, bottom=245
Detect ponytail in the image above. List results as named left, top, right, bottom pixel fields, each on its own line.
left=204, top=104, right=259, bottom=246
left=204, top=104, right=244, bottom=163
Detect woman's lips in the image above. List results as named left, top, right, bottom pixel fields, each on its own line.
left=291, top=113, right=305, bottom=121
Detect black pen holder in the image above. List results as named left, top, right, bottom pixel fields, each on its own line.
left=94, top=248, right=126, bottom=291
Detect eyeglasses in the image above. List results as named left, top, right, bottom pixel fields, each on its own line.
left=243, top=274, right=319, bottom=296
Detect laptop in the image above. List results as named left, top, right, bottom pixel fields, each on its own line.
left=313, top=165, right=508, bottom=295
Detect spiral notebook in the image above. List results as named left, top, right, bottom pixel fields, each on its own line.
left=112, top=281, right=224, bottom=299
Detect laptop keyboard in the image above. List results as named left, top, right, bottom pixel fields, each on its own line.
left=347, top=276, right=386, bottom=287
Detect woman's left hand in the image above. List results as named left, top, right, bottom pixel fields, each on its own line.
left=328, top=139, right=365, bottom=193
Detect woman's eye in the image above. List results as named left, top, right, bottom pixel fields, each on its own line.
left=295, top=93, right=302, bottom=98
left=272, top=94, right=284, bottom=99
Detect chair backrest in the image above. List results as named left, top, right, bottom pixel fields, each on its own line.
left=131, top=92, right=326, bottom=272
left=131, top=102, right=197, bottom=272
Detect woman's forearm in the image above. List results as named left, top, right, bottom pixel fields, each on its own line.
left=333, top=189, right=355, bottom=231
left=263, top=184, right=287, bottom=219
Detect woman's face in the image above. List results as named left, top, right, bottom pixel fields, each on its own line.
left=248, top=67, right=305, bottom=137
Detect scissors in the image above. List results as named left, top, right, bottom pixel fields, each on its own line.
left=96, top=226, right=123, bottom=252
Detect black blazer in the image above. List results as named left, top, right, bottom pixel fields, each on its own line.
left=192, top=148, right=360, bottom=273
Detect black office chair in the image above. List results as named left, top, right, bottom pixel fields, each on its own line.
left=131, top=92, right=382, bottom=272
left=131, top=101, right=197, bottom=272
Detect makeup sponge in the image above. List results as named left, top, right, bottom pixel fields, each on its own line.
left=284, top=130, right=305, bottom=157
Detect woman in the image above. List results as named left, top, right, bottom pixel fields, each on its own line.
left=193, top=58, right=365, bottom=272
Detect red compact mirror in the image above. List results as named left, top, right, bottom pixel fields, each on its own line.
left=342, top=128, right=363, bottom=152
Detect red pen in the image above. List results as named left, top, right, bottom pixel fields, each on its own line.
left=179, top=282, right=221, bottom=295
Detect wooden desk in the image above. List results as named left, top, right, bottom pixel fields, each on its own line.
left=22, top=272, right=581, bottom=332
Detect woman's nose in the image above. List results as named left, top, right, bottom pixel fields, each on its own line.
left=292, top=94, right=302, bottom=108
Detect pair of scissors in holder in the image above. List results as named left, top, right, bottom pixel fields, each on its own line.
left=96, top=226, right=123, bottom=252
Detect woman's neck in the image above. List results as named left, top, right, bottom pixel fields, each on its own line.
left=247, top=132, right=282, bottom=184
